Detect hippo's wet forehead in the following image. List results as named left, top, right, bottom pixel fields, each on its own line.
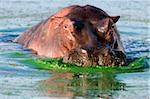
left=54, top=5, right=109, bottom=21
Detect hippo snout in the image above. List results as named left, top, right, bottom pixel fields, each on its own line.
left=63, top=46, right=126, bottom=67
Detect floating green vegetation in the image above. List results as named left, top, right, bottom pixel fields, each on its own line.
left=20, top=56, right=148, bottom=73
left=6, top=52, right=147, bottom=73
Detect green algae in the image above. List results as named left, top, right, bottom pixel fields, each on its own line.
left=5, top=52, right=147, bottom=73
left=20, top=56, right=148, bottom=73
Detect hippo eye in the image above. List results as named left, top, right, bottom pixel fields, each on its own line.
left=112, top=24, right=115, bottom=28
left=64, top=25, right=67, bottom=28
left=73, top=20, right=84, bottom=31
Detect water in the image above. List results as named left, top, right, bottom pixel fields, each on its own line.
left=0, top=0, right=150, bottom=99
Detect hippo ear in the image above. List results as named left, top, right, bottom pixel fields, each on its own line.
left=100, top=18, right=110, bottom=28
left=98, top=18, right=110, bottom=32
left=110, top=16, right=120, bottom=23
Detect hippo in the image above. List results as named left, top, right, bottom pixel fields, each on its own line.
left=15, top=5, right=126, bottom=67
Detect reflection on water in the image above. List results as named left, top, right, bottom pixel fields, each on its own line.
left=37, top=72, right=125, bottom=98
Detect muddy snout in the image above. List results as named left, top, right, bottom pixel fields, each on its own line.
left=63, top=46, right=126, bottom=67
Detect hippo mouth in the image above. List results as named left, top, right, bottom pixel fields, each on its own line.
left=63, top=47, right=126, bottom=67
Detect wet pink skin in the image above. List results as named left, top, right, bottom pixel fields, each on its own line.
left=15, top=5, right=126, bottom=66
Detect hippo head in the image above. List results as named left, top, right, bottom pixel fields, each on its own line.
left=15, top=5, right=126, bottom=67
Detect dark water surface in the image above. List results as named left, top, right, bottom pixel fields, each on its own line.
left=0, top=0, right=150, bottom=99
